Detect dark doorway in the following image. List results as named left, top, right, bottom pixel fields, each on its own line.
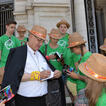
left=0, top=0, right=14, bottom=36
left=95, top=0, right=106, bottom=52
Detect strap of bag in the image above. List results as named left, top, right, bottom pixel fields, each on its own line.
left=45, top=44, right=47, bottom=56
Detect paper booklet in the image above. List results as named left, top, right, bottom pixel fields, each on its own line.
left=40, top=71, right=54, bottom=81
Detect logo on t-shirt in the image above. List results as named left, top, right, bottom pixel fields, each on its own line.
left=5, top=39, right=14, bottom=49
left=57, top=40, right=66, bottom=48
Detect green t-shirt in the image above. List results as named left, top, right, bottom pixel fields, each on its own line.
left=96, top=88, right=106, bottom=106
left=18, top=37, right=28, bottom=46
left=40, top=42, right=65, bottom=72
left=76, top=52, right=92, bottom=93
left=57, top=33, right=74, bottom=67
left=73, top=53, right=81, bottom=64
left=0, top=34, right=21, bottom=67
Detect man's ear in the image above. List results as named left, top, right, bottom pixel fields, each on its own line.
left=6, top=25, right=9, bottom=30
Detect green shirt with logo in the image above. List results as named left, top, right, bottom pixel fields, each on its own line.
left=57, top=33, right=74, bottom=67
left=0, top=34, right=21, bottom=67
left=57, top=33, right=69, bottom=48
left=40, top=42, right=65, bottom=71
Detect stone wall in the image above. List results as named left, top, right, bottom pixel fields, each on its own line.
left=14, top=0, right=73, bottom=37
left=74, top=0, right=88, bottom=47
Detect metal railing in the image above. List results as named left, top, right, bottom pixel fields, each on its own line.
left=0, top=0, right=14, bottom=36
left=84, top=0, right=98, bottom=53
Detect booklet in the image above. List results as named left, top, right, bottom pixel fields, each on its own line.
left=0, top=85, right=14, bottom=103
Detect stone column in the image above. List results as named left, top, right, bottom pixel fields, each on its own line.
left=74, top=0, right=88, bottom=47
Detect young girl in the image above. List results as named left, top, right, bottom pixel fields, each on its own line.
left=17, top=25, right=28, bottom=45
left=56, top=19, right=74, bottom=67
left=79, top=53, right=106, bottom=106
left=67, top=32, right=92, bottom=106
left=100, top=38, right=106, bottom=56
left=40, top=28, right=66, bottom=106
left=40, top=28, right=64, bottom=74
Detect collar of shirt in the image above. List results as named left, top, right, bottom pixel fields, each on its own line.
left=27, top=44, right=37, bottom=55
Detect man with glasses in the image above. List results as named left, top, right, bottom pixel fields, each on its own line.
left=1, top=25, right=61, bottom=106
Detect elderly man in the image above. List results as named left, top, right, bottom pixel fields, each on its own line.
left=1, top=25, right=61, bottom=106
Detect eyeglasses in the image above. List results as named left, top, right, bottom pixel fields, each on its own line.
left=31, top=34, right=44, bottom=42
left=18, top=31, right=26, bottom=34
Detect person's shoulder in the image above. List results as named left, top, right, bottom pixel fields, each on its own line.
left=11, top=45, right=27, bottom=51
left=0, top=34, right=6, bottom=38
left=82, top=51, right=92, bottom=62
left=85, top=51, right=92, bottom=57
left=66, top=33, right=69, bottom=37
left=12, top=35, right=18, bottom=39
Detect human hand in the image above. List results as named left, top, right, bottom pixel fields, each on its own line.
left=67, top=71, right=79, bottom=79
left=40, top=70, right=51, bottom=79
left=54, top=70, right=62, bottom=79
left=48, top=54, right=56, bottom=60
left=0, top=100, right=6, bottom=106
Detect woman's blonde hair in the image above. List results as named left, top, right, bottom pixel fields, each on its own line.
left=85, top=78, right=106, bottom=106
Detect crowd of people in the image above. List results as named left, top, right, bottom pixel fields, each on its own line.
left=0, top=18, right=106, bottom=106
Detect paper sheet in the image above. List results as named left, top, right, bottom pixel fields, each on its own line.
left=40, top=71, right=54, bottom=81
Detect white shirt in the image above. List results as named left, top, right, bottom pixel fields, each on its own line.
left=17, top=45, right=52, bottom=97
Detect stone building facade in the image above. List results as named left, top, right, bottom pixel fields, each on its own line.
left=14, top=0, right=88, bottom=44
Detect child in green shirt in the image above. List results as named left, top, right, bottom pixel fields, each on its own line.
left=56, top=19, right=74, bottom=66
left=40, top=28, right=66, bottom=106
left=79, top=53, right=106, bottom=106
left=67, top=32, right=92, bottom=105
left=17, top=25, right=28, bottom=45
left=40, top=28, right=65, bottom=73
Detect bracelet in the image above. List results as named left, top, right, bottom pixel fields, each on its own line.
left=30, top=71, right=40, bottom=80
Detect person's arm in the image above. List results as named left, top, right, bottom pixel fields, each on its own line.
left=0, top=100, right=6, bottom=106
left=67, top=71, right=86, bottom=81
left=21, top=70, right=51, bottom=82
